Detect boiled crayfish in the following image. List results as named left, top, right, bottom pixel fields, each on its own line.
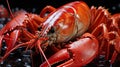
left=0, top=1, right=120, bottom=67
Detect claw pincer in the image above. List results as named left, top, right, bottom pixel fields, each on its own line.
left=40, top=33, right=98, bottom=67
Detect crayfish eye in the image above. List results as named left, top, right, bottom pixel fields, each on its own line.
left=48, top=27, right=55, bottom=34
left=38, top=26, right=42, bottom=31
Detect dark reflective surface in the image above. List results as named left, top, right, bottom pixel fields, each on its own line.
left=0, top=0, right=120, bottom=14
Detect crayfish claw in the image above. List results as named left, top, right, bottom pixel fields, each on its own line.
left=40, top=33, right=98, bottom=67
left=40, top=49, right=70, bottom=67
left=57, top=59, right=74, bottom=67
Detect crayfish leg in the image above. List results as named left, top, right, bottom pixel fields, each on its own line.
left=25, top=14, right=44, bottom=34
left=4, top=30, right=20, bottom=53
left=0, top=35, right=4, bottom=51
left=89, top=6, right=111, bottom=32
left=0, top=38, right=36, bottom=62
left=111, top=37, right=120, bottom=64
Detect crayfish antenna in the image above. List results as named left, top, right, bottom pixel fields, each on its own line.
left=6, top=0, right=23, bottom=26
left=36, top=38, right=51, bottom=67
left=6, top=0, right=14, bottom=18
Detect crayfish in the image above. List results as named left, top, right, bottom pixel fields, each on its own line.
left=0, top=0, right=120, bottom=67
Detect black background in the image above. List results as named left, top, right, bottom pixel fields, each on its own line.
left=0, top=0, right=120, bottom=14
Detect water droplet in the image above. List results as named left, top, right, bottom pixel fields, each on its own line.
left=0, top=61, right=4, bottom=64
left=32, top=8, right=36, bottom=13
left=112, top=6, right=116, bottom=10
left=0, top=24, right=3, bottom=29
left=16, top=58, right=22, bottom=62
left=6, top=64, right=12, bottom=67
left=15, top=8, right=19, bottom=11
